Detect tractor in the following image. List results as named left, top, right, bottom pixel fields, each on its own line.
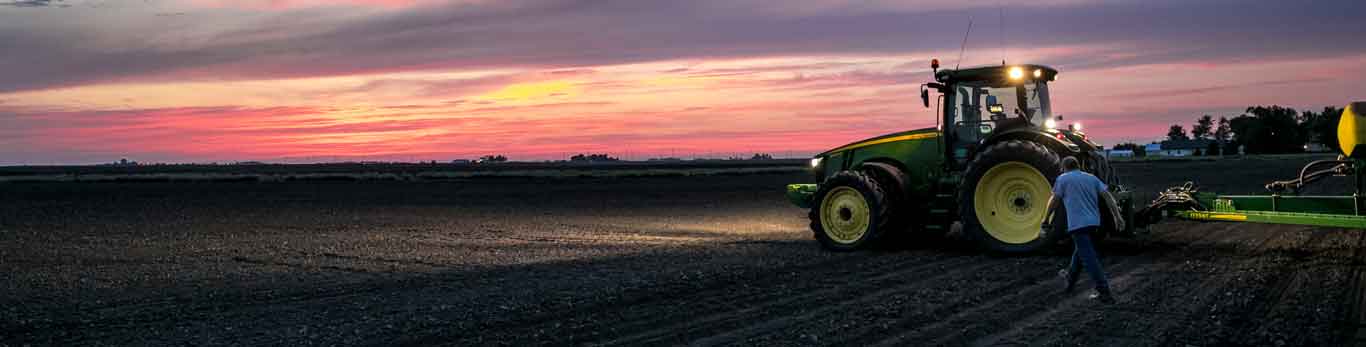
left=786, top=60, right=1135, bottom=253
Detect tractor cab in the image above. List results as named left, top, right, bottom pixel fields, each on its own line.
left=921, top=62, right=1060, bottom=167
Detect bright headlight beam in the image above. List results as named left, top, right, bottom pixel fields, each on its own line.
left=1045, top=118, right=1057, bottom=129
left=1008, top=66, right=1024, bottom=80
left=1033, top=69, right=1043, bottom=78
left=810, top=157, right=822, bottom=168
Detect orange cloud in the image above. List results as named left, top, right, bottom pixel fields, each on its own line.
left=3, top=51, right=1363, bottom=164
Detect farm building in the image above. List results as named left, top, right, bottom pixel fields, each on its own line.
left=1103, top=149, right=1134, bottom=158
left=1144, top=143, right=1162, bottom=155
left=1156, top=139, right=1214, bottom=156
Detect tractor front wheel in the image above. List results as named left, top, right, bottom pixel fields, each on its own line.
left=809, top=171, right=890, bottom=251
left=959, top=140, right=1065, bottom=253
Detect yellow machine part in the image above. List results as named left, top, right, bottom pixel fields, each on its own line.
left=1339, top=102, right=1366, bottom=158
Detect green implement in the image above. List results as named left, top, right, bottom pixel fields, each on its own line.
left=787, top=183, right=818, bottom=209
left=1138, top=103, right=1366, bottom=230
left=1138, top=153, right=1366, bottom=230
left=1174, top=210, right=1366, bottom=229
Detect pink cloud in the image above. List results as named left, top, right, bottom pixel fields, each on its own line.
left=0, top=90, right=919, bottom=164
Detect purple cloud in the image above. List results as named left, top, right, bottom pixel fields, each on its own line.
left=0, top=0, right=1362, bottom=93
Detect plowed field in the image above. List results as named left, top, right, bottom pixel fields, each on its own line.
left=3, top=156, right=1364, bottom=346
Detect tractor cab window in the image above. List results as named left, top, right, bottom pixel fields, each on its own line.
left=969, top=81, right=1051, bottom=124
left=949, top=81, right=1052, bottom=164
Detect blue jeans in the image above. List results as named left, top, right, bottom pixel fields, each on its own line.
left=1068, top=226, right=1109, bottom=290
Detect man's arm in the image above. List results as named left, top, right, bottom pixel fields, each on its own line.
left=1101, top=190, right=1125, bottom=231
left=1042, top=195, right=1058, bottom=226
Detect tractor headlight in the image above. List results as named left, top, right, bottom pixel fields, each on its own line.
left=1008, top=66, right=1024, bottom=80
left=1033, top=69, right=1043, bottom=78
left=1045, top=118, right=1057, bottom=129
left=1070, top=122, right=1082, bottom=131
left=810, top=157, right=823, bottom=168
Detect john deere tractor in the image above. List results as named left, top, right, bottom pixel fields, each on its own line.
left=786, top=60, right=1134, bottom=253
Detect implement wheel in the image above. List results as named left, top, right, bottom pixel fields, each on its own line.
left=959, top=140, right=1064, bottom=253
left=809, top=171, right=890, bottom=251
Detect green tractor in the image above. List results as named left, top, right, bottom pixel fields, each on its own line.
left=786, top=60, right=1134, bottom=253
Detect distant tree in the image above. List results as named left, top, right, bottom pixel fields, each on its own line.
left=1214, top=116, right=1232, bottom=155
left=1113, top=142, right=1146, bottom=157
left=569, top=153, right=619, bottom=162
left=1228, top=115, right=1259, bottom=152
left=749, top=153, right=774, bottom=160
left=478, top=155, right=508, bottom=163
left=1302, top=106, right=1343, bottom=152
left=1191, top=115, right=1214, bottom=140
left=1214, top=117, right=1231, bottom=141
left=1166, top=125, right=1189, bottom=141
left=1206, top=141, right=1220, bottom=156
left=1252, top=105, right=1304, bottom=153
left=1231, top=105, right=1303, bottom=154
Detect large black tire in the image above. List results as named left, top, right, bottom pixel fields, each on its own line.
left=959, top=140, right=1065, bottom=253
left=1087, top=151, right=1124, bottom=237
left=860, top=162, right=912, bottom=234
left=861, top=162, right=942, bottom=247
left=809, top=171, right=891, bottom=251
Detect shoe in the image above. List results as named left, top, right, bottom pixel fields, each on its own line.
left=1088, top=289, right=1116, bottom=304
left=1058, top=269, right=1077, bottom=293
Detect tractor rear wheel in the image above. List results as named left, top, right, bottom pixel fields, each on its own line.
left=809, top=171, right=891, bottom=251
left=959, top=140, right=1064, bottom=253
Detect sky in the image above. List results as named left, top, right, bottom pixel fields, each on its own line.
left=1, top=0, right=1363, bottom=164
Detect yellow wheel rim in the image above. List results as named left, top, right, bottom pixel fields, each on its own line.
left=973, top=162, right=1050, bottom=244
left=820, top=186, right=871, bottom=244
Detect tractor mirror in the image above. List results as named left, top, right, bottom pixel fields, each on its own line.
left=920, top=88, right=930, bottom=108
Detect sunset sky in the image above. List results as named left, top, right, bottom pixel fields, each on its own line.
left=2, top=0, right=1363, bottom=164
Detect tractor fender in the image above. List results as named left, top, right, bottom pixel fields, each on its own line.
left=978, top=129, right=1079, bottom=160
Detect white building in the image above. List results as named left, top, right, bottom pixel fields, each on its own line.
left=1155, top=139, right=1215, bottom=157
left=1104, top=149, right=1134, bottom=158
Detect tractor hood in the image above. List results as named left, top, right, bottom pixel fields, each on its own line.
left=817, top=127, right=939, bottom=157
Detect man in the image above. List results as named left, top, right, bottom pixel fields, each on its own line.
left=1043, top=156, right=1118, bottom=304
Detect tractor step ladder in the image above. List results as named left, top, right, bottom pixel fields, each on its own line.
left=923, top=177, right=960, bottom=232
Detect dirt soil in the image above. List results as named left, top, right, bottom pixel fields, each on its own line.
left=3, top=156, right=1366, bottom=346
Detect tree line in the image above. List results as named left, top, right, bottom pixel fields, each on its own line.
left=1114, top=105, right=1345, bottom=156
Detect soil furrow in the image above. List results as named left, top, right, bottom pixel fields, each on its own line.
left=398, top=251, right=898, bottom=345
left=670, top=258, right=1045, bottom=346
left=1020, top=224, right=1301, bottom=347
left=486, top=254, right=988, bottom=345
left=865, top=222, right=1261, bottom=346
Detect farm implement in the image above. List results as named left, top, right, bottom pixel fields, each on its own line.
left=1136, top=102, right=1366, bottom=230
left=784, top=55, right=1366, bottom=253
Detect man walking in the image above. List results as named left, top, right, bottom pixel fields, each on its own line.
left=1044, top=156, right=1117, bottom=303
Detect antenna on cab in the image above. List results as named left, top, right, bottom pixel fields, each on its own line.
left=999, top=3, right=1006, bottom=65
left=955, top=18, right=973, bottom=70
